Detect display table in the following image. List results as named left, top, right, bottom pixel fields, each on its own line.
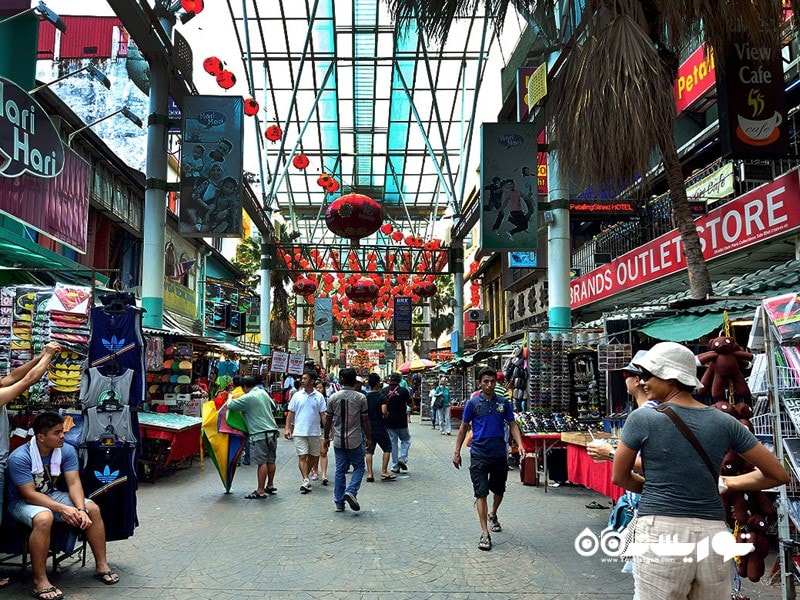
left=450, top=406, right=464, bottom=421
left=565, top=443, right=625, bottom=501
left=520, top=433, right=564, bottom=492
left=138, top=413, right=202, bottom=482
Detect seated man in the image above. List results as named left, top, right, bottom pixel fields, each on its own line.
left=7, top=411, right=120, bottom=600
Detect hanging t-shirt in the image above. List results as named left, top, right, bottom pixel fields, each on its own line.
left=80, top=367, right=134, bottom=410
left=88, top=306, right=145, bottom=407
left=82, top=406, right=137, bottom=444
left=81, top=440, right=138, bottom=541
left=216, top=359, right=239, bottom=378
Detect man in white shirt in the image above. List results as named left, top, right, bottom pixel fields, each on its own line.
left=284, top=371, right=327, bottom=493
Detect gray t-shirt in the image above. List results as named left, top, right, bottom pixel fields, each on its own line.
left=326, top=388, right=368, bottom=449
left=621, top=404, right=758, bottom=521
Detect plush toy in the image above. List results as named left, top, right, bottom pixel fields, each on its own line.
left=697, top=335, right=754, bottom=402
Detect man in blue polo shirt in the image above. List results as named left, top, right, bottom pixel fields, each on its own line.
left=453, top=366, right=525, bottom=551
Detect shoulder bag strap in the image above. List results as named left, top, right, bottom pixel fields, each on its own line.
left=655, top=404, right=718, bottom=481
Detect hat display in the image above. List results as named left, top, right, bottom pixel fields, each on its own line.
left=177, top=374, right=191, bottom=384
left=633, top=342, right=704, bottom=389
left=163, top=359, right=174, bottom=370
left=178, top=360, right=193, bottom=371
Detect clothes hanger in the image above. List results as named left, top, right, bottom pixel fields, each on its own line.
left=99, top=355, right=123, bottom=378
left=97, top=389, right=123, bottom=412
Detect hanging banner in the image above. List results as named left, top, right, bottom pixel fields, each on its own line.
left=480, top=123, right=539, bottom=252
left=516, top=66, right=537, bottom=122
left=393, top=296, right=413, bottom=341
left=313, top=297, right=333, bottom=341
left=179, top=96, right=244, bottom=237
left=270, top=351, right=288, bottom=373
left=287, top=353, right=305, bottom=375
left=716, top=32, right=789, bottom=159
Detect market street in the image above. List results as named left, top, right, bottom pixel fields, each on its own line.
left=2, top=421, right=785, bottom=600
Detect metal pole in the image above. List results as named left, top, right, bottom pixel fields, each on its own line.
left=453, top=240, right=464, bottom=358
left=546, top=146, right=571, bottom=332
left=141, top=51, right=169, bottom=329
left=260, top=242, right=271, bottom=356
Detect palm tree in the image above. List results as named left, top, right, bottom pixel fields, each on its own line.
left=386, top=0, right=789, bottom=299
left=232, top=234, right=292, bottom=349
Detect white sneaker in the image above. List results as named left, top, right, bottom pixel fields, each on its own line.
left=300, top=478, right=312, bottom=493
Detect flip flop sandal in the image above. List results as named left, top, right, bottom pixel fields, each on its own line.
left=93, top=570, right=120, bottom=585
left=366, top=477, right=375, bottom=482
left=30, top=585, right=64, bottom=600
left=585, top=501, right=607, bottom=510
left=478, top=534, right=492, bottom=551
left=245, top=491, right=268, bottom=499
left=488, top=514, right=502, bottom=532
left=380, top=474, right=397, bottom=481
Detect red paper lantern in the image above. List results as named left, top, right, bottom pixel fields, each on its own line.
left=244, top=98, right=259, bottom=116
left=379, top=223, right=393, bottom=235
left=292, top=153, right=310, bottom=169
left=180, top=0, right=204, bottom=12
left=324, top=179, right=340, bottom=193
left=413, top=281, right=437, bottom=298
left=317, top=174, right=331, bottom=187
left=293, top=277, right=318, bottom=296
left=216, top=70, right=236, bottom=89
left=265, top=125, right=282, bottom=142
left=325, top=193, right=383, bottom=241
left=345, top=277, right=380, bottom=303
left=203, top=56, right=223, bottom=76
left=391, top=231, right=404, bottom=242
left=349, top=306, right=374, bottom=319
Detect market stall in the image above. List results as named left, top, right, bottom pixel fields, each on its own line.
left=137, top=412, right=202, bottom=482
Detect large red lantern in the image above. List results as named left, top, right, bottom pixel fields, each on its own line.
left=391, top=231, right=404, bottom=242
left=292, top=153, right=310, bottom=169
left=413, top=281, right=437, bottom=298
left=325, top=193, right=383, bottom=241
left=203, top=57, right=223, bottom=76
left=380, top=223, right=393, bottom=235
left=324, top=179, right=339, bottom=193
left=349, top=306, right=373, bottom=319
left=265, top=125, right=282, bottom=142
left=244, top=98, right=259, bottom=116
left=345, top=277, right=379, bottom=303
left=180, top=0, right=204, bottom=12
left=293, top=277, right=318, bottom=296
left=216, top=70, right=236, bottom=89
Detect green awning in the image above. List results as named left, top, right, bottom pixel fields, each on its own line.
left=637, top=311, right=750, bottom=342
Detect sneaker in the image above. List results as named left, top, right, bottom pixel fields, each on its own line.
left=322, top=478, right=329, bottom=486
left=343, top=492, right=360, bottom=512
left=334, top=504, right=345, bottom=512
left=397, top=460, right=408, bottom=471
left=390, top=466, right=400, bottom=474
left=300, top=479, right=312, bottom=493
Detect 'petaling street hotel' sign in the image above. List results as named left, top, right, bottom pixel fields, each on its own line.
left=0, top=76, right=64, bottom=178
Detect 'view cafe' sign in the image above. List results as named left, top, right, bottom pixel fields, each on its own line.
left=570, top=170, right=800, bottom=308
left=0, top=76, right=65, bottom=178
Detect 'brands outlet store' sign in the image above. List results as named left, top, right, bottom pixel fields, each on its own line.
left=570, top=170, right=800, bottom=308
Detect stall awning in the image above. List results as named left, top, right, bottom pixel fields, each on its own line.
left=473, top=343, right=519, bottom=361
left=636, top=312, right=737, bottom=342
left=142, top=311, right=203, bottom=339
left=209, top=342, right=262, bottom=358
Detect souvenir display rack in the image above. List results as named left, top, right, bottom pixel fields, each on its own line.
left=527, top=331, right=571, bottom=412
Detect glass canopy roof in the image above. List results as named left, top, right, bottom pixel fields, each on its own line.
left=224, top=0, right=520, bottom=244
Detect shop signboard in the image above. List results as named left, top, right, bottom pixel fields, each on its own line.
left=313, top=297, right=332, bottom=341
left=479, top=123, right=539, bottom=252
left=393, top=296, right=413, bottom=341
left=569, top=200, right=636, bottom=220
left=205, top=276, right=246, bottom=331
left=516, top=66, right=536, bottom=122
left=509, top=252, right=537, bottom=268
left=570, top=170, right=800, bottom=308
left=163, top=278, right=196, bottom=319
left=179, top=95, right=244, bottom=237
left=246, top=296, right=260, bottom=334
left=270, top=351, right=288, bottom=373
left=287, top=353, right=305, bottom=375
left=716, top=32, right=789, bottom=158
left=0, top=76, right=64, bottom=179
left=686, top=162, right=734, bottom=204
left=674, top=45, right=716, bottom=114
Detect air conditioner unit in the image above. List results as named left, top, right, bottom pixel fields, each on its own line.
left=478, top=324, right=491, bottom=338
left=467, top=309, right=487, bottom=323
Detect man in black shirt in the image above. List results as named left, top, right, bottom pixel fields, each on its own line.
left=382, top=372, right=412, bottom=473
left=365, top=373, right=395, bottom=481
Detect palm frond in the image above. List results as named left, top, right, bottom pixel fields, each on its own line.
left=551, top=12, right=674, bottom=194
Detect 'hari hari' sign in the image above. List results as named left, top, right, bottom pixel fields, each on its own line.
left=0, top=76, right=64, bottom=178
left=570, top=170, right=800, bottom=308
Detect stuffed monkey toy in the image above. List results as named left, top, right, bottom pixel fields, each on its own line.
left=697, top=335, right=753, bottom=402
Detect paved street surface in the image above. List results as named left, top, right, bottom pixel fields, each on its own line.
left=1, top=421, right=787, bottom=599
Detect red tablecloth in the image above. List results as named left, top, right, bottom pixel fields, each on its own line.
left=519, top=433, right=562, bottom=454
left=566, top=443, right=625, bottom=501
left=140, top=424, right=201, bottom=466
left=450, top=406, right=464, bottom=420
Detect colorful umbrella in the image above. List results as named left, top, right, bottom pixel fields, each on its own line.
left=201, top=401, right=247, bottom=493
left=398, top=358, right=436, bottom=373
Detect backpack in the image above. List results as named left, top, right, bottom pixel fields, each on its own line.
left=607, top=493, right=636, bottom=532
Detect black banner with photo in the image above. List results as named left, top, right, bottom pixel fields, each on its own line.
left=179, top=96, right=244, bottom=237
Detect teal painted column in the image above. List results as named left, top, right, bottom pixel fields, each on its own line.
left=0, top=11, right=38, bottom=89
left=451, top=242, right=464, bottom=357
left=141, top=56, right=168, bottom=329
left=259, top=241, right=271, bottom=356
left=546, top=148, right=572, bottom=332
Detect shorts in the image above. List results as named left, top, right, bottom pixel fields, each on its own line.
left=9, top=491, right=95, bottom=527
left=251, top=432, right=278, bottom=464
left=469, top=454, right=509, bottom=498
left=293, top=435, right=321, bottom=457
left=366, top=429, right=392, bottom=454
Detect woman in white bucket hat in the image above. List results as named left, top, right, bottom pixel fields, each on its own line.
left=611, top=342, right=788, bottom=599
